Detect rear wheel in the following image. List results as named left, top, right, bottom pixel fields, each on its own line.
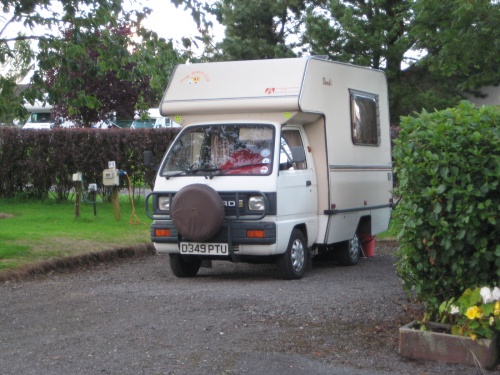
left=169, top=254, right=202, bottom=277
left=277, top=229, right=308, bottom=280
left=337, top=232, right=361, bottom=266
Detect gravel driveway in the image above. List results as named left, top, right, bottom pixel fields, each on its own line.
left=0, top=242, right=491, bottom=374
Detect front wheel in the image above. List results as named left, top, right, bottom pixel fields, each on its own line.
left=277, top=229, right=308, bottom=280
left=337, top=232, right=361, bottom=266
left=169, top=254, right=202, bottom=277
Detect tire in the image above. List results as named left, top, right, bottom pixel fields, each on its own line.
left=337, top=232, right=361, bottom=266
left=171, top=184, right=224, bottom=242
left=169, top=254, right=202, bottom=277
left=277, top=229, right=308, bottom=280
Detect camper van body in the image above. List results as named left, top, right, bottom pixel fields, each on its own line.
left=22, top=101, right=53, bottom=129
left=146, top=57, right=393, bottom=279
left=22, top=100, right=75, bottom=129
left=147, top=108, right=181, bottom=129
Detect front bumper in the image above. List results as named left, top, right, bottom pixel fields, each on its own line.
left=151, top=220, right=276, bottom=246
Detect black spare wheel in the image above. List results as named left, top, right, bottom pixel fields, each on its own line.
left=171, top=184, right=224, bottom=242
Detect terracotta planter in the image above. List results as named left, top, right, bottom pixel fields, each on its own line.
left=399, top=321, right=498, bottom=369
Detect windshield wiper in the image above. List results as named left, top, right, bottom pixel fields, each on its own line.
left=166, top=167, right=222, bottom=180
left=210, top=163, right=267, bottom=178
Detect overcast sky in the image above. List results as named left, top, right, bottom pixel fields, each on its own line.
left=136, top=0, right=224, bottom=49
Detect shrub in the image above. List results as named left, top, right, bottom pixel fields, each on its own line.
left=394, top=101, right=500, bottom=315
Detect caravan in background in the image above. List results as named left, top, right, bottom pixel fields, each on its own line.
left=22, top=99, right=75, bottom=129
left=148, top=108, right=181, bottom=129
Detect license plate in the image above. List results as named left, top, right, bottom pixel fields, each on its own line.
left=180, top=242, right=229, bottom=256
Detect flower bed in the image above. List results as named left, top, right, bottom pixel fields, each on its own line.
left=399, top=321, right=498, bottom=369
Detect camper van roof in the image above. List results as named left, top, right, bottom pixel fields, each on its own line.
left=160, top=57, right=386, bottom=122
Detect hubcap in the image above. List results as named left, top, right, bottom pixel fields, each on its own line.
left=349, top=234, right=360, bottom=259
left=291, top=239, right=305, bottom=272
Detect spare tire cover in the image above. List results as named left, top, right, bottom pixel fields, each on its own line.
left=171, top=184, right=225, bottom=242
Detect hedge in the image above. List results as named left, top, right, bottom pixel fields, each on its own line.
left=0, top=127, right=179, bottom=201
left=393, top=102, right=500, bottom=315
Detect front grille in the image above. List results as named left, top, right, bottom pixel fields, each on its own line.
left=148, top=191, right=277, bottom=219
left=220, top=192, right=276, bottom=217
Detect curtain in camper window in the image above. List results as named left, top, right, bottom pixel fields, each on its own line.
left=349, top=89, right=380, bottom=146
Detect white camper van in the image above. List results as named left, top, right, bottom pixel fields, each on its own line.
left=147, top=108, right=181, bottom=129
left=22, top=100, right=75, bottom=129
left=145, top=57, right=393, bottom=279
left=22, top=101, right=53, bottom=129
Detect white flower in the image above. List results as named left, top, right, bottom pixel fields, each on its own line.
left=450, top=305, right=460, bottom=315
left=493, top=286, right=500, bottom=301
left=480, top=287, right=494, bottom=304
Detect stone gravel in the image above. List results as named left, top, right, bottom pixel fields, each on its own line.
left=0, top=242, right=495, bottom=374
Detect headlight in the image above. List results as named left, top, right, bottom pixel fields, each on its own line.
left=158, top=196, right=171, bottom=211
left=248, top=196, right=265, bottom=211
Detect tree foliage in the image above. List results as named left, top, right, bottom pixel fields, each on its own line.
left=3, top=0, right=499, bottom=124
left=303, top=0, right=417, bottom=120
left=0, top=0, right=182, bottom=125
left=412, top=0, right=500, bottom=91
left=209, top=0, right=306, bottom=60
left=40, top=24, right=180, bottom=126
left=176, top=0, right=500, bottom=121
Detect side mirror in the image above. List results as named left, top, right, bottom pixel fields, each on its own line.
left=290, top=146, right=306, bottom=163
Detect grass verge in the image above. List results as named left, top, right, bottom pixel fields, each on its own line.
left=0, top=196, right=153, bottom=276
left=1, top=196, right=399, bottom=280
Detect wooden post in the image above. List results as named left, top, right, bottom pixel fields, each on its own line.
left=75, top=182, right=81, bottom=218
left=112, top=186, right=121, bottom=221
left=92, top=191, right=97, bottom=216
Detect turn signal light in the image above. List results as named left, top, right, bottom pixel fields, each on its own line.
left=155, top=229, right=171, bottom=237
left=247, top=230, right=265, bottom=238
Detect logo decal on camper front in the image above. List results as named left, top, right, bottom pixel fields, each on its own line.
left=180, top=71, right=210, bottom=84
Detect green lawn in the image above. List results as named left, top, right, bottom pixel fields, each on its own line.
left=377, top=216, right=400, bottom=240
left=0, top=196, right=152, bottom=270
left=0, top=196, right=399, bottom=271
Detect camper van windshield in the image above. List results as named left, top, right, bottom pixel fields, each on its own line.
left=161, top=124, right=275, bottom=177
left=28, top=112, right=51, bottom=123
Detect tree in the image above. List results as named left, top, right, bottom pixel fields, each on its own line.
left=0, top=39, right=33, bottom=124
left=302, top=0, right=500, bottom=119
left=303, top=0, right=417, bottom=120
left=411, top=0, right=500, bottom=91
left=176, top=0, right=500, bottom=121
left=209, top=0, right=304, bottom=60
left=40, top=24, right=181, bottom=126
left=0, top=1, right=124, bottom=116
left=171, top=0, right=318, bottom=61
left=0, top=0, right=182, bottom=125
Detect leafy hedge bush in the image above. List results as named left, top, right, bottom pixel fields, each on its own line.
left=0, top=127, right=179, bottom=200
left=394, top=101, right=499, bottom=314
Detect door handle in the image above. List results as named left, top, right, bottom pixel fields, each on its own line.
left=306, top=180, right=311, bottom=187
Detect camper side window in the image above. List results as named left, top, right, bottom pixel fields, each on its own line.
left=280, top=130, right=307, bottom=170
left=350, top=90, right=380, bottom=146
